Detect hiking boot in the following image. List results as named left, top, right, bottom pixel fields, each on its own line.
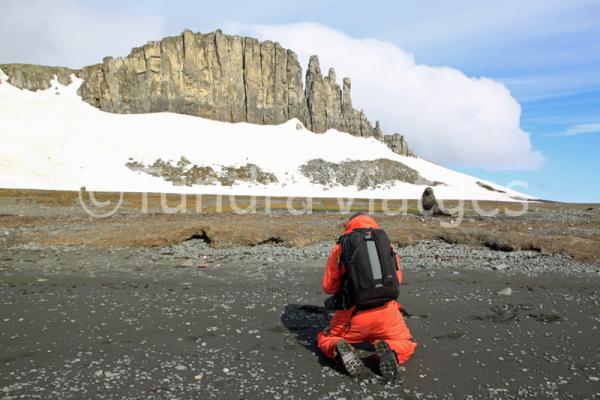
left=335, top=340, right=363, bottom=377
left=375, top=340, right=402, bottom=384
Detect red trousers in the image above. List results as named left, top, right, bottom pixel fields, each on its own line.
left=317, top=300, right=416, bottom=364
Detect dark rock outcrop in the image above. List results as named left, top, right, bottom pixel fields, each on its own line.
left=384, top=133, right=413, bottom=157
left=300, top=158, right=422, bottom=190
left=1, top=30, right=414, bottom=156
left=126, top=157, right=278, bottom=187
left=477, top=181, right=505, bottom=193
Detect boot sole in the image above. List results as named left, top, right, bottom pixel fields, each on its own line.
left=375, top=340, right=402, bottom=384
left=335, top=340, right=363, bottom=377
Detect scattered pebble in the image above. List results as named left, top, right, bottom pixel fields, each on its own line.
left=497, top=287, right=513, bottom=296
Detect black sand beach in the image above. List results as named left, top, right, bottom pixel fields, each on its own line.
left=1, top=239, right=599, bottom=399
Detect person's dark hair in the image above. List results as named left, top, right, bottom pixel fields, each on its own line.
left=348, top=212, right=368, bottom=222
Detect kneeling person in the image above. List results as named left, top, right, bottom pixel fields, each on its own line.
left=317, top=213, right=416, bottom=382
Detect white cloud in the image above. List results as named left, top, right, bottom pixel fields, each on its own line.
left=231, top=22, right=545, bottom=170
left=0, top=0, right=167, bottom=68
left=546, top=122, right=600, bottom=137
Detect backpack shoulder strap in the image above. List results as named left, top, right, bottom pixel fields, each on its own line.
left=336, top=233, right=348, bottom=269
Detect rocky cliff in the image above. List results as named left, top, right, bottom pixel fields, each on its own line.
left=1, top=29, right=413, bottom=156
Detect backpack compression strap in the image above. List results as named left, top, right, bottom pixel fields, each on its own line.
left=364, top=230, right=384, bottom=288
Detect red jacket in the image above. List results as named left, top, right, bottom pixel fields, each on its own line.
left=322, top=215, right=402, bottom=294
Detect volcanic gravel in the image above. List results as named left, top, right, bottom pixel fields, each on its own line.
left=165, top=239, right=600, bottom=277
left=1, top=240, right=599, bottom=399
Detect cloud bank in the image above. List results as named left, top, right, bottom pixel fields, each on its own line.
left=231, top=22, right=544, bottom=170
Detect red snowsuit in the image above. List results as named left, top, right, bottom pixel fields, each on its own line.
left=317, top=215, right=416, bottom=364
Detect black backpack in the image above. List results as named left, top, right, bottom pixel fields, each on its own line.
left=327, top=228, right=400, bottom=310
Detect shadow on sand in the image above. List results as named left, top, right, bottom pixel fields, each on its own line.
left=280, top=304, right=380, bottom=374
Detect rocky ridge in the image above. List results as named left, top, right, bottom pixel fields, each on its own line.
left=300, top=158, right=424, bottom=190
left=126, top=157, right=278, bottom=186
left=1, top=29, right=413, bottom=156
left=0, top=63, right=77, bottom=91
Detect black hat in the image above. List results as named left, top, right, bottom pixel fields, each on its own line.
left=348, top=212, right=368, bottom=222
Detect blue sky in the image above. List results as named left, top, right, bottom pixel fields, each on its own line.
left=2, top=0, right=599, bottom=202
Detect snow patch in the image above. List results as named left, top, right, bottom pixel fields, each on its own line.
left=0, top=72, right=532, bottom=201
